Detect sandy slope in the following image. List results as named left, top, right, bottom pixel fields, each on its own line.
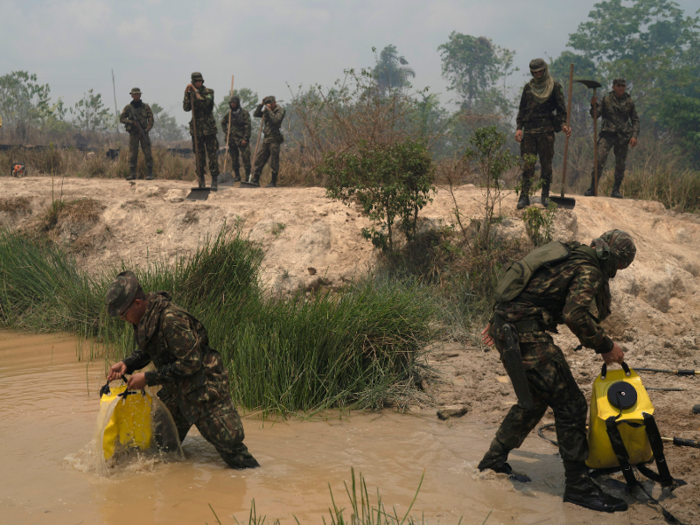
left=2, top=176, right=700, bottom=522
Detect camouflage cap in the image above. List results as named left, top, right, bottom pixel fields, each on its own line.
left=191, top=72, right=204, bottom=82
left=262, top=95, right=276, bottom=104
left=529, top=58, right=547, bottom=73
left=130, top=87, right=142, bottom=95
left=613, top=78, right=627, bottom=86
left=105, top=271, right=142, bottom=317
left=230, top=95, right=240, bottom=106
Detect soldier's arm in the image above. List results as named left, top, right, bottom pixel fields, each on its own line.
left=562, top=266, right=614, bottom=353
left=221, top=111, right=230, bottom=134
left=143, top=313, right=203, bottom=386
left=119, top=106, right=131, bottom=125
left=253, top=104, right=264, bottom=118
left=515, top=88, right=527, bottom=131
left=629, top=100, right=640, bottom=138
left=199, top=89, right=215, bottom=112
left=183, top=90, right=193, bottom=112
left=243, top=111, right=252, bottom=141
left=268, top=106, right=286, bottom=126
left=589, top=98, right=602, bottom=119
left=145, top=105, right=154, bottom=132
left=553, top=84, right=567, bottom=131
left=122, top=347, right=152, bottom=374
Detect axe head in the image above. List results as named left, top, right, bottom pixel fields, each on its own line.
left=575, top=79, right=602, bottom=89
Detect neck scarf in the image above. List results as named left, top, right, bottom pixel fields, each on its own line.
left=529, top=64, right=555, bottom=104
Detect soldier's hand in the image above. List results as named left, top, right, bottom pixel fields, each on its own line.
left=107, top=361, right=127, bottom=382
left=241, top=140, right=248, bottom=146
left=591, top=96, right=598, bottom=106
left=601, top=342, right=625, bottom=365
left=515, top=130, right=523, bottom=143
left=481, top=324, right=495, bottom=347
left=186, top=83, right=195, bottom=92
left=562, top=125, right=572, bottom=138
left=127, top=372, right=147, bottom=390
left=629, top=137, right=638, bottom=148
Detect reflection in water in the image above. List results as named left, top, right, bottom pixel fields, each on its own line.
left=0, top=331, right=629, bottom=524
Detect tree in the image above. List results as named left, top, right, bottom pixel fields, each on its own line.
left=0, top=71, right=53, bottom=128
left=372, top=45, right=416, bottom=95
left=438, top=33, right=516, bottom=113
left=150, top=103, right=184, bottom=142
left=70, top=89, right=112, bottom=132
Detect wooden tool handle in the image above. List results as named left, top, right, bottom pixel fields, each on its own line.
left=561, top=63, right=574, bottom=198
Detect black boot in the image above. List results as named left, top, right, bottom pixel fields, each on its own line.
left=126, top=169, right=136, bottom=181
left=563, top=461, right=628, bottom=513
left=516, top=189, right=530, bottom=210
left=247, top=174, right=261, bottom=187
left=541, top=181, right=550, bottom=207
left=198, top=175, right=206, bottom=189
left=611, top=173, right=623, bottom=199
left=233, top=169, right=241, bottom=183
left=146, top=167, right=154, bottom=181
left=265, top=173, right=278, bottom=188
left=478, top=439, right=531, bottom=483
left=220, top=443, right=260, bottom=470
left=211, top=175, right=218, bottom=191
left=584, top=172, right=598, bottom=196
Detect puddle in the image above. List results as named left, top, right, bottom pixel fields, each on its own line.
left=0, top=331, right=631, bottom=524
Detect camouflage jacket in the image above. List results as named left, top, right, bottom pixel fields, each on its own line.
left=591, top=92, right=640, bottom=139
left=220, top=108, right=252, bottom=143
left=489, top=249, right=614, bottom=369
left=516, top=82, right=567, bottom=134
left=120, top=101, right=154, bottom=135
left=183, top=85, right=218, bottom=136
left=253, top=104, right=286, bottom=143
left=123, top=292, right=230, bottom=423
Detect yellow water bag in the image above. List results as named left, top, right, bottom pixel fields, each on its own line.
left=586, top=363, right=654, bottom=469
left=99, top=385, right=153, bottom=461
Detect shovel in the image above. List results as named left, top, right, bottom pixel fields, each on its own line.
left=551, top=63, right=576, bottom=210
left=220, top=75, right=235, bottom=185
left=575, top=79, right=603, bottom=197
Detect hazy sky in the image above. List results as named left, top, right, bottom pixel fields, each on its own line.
left=2, top=0, right=698, bottom=124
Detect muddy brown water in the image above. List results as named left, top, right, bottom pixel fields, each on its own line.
left=0, top=332, right=633, bottom=524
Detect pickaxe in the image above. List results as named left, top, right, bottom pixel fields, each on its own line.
left=575, top=79, right=603, bottom=196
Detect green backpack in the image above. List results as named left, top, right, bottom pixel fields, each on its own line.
left=494, top=241, right=575, bottom=303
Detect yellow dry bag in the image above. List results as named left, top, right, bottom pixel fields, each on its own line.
left=98, top=383, right=154, bottom=461
left=587, top=362, right=676, bottom=489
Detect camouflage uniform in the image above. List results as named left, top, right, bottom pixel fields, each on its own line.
left=588, top=83, right=640, bottom=198
left=480, top=231, right=636, bottom=481
left=119, top=88, right=154, bottom=180
left=221, top=97, right=252, bottom=181
left=183, top=73, right=220, bottom=187
left=252, top=96, right=285, bottom=187
left=516, top=60, right=567, bottom=209
left=105, top=273, right=258, bottom=469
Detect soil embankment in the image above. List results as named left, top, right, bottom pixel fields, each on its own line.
left=2, top=177, right=700, bottom=522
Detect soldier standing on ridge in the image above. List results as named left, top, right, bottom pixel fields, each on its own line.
left=120, top=88, right=154, bottom=181
left=515, top=59, right=571, bottom=210
left=221, top=96, right=252, bottom=183
left=478, top=230, right=636, bottom=513
left=585, top=79, right=640, bottom=199
left=105, top=271, right=260, bottom=470
left=183, top=72, right=220, bottom=190
left=250, top=96, right=285, bottom=188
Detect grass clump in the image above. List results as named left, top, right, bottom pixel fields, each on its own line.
left=0, top=227, right=433, bottom=413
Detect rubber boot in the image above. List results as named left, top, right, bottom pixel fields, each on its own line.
left=126, top=169, right=136, bottom=181
left=211, top=174, right=218, bottom=191
left=198, top=175, right=206, bottom=189
left=233, top=169, right=241, bottom=183
left=220, top=443, right=260, bottom=470
left=563, top=461, right=628, bottom=513
left=516, top=187, right=530, bottom=210
left=541, top=181, right=550, bottom=207
left=265, top=173, right=278, bottom=188
left=611, top=173, right=623, bottom=199
left=478, top=439, right=531, bottom=482
left=146, top=167, right=154, bottom=181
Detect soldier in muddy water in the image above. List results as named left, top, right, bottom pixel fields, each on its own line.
left=120, top=88, right=154, bottom=181
left=184, top=72, right=221, bottom=190
left=479, top=230, right=636, bottom=514
left=585, top=79, right=640, bottom=199
left=104, top=271, right=259, bottom=470
left=515, top=59, right=571, bottom=210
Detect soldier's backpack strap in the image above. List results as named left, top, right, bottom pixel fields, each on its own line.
left=638, top=412, right=685, bottom=489
left=604, top=416, right=639, bottom=489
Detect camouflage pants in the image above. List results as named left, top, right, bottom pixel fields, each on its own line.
left=164, top=395, right=253, bottom=468
left=491, top=340, right=588, bottom=462
left=253, top=141, right=281, bottom=180
left=520, top=132, right=555, bottom=190
left=129, top=133, right=153, bottom=171
left=192, top=134, right=220, bottom=178
left=591, top=133, right=629, bottom=184
left=228, top=141, right=251, bottom=174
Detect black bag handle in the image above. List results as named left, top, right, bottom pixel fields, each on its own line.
left=601, top=362, right=631, bottom=380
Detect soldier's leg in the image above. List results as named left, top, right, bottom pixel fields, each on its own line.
left=265, top=142, right=281, bottom=187
left=194, top=398, right=259, bottom=469
left=252, top=142, right=271, bottom=185
left=517, top=134, right=538, bottom=209
left=193, top=135, right=207, bottom=188
left=230, top=145, right=241, bottom=181
left=537, top=132, right=555, bottom=207
left=241, top=144, right=252, bottom=181
left=127, top=134, right=139, bottom=180
left=141, top=137, right=154, bottom=180
left=585, top=134, right=614, bottom=196
left=157, top=393, right=192, bottom=446
left=205, top=135, right=220, bottom=190
left=611, top=139, right=629, bottom=199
